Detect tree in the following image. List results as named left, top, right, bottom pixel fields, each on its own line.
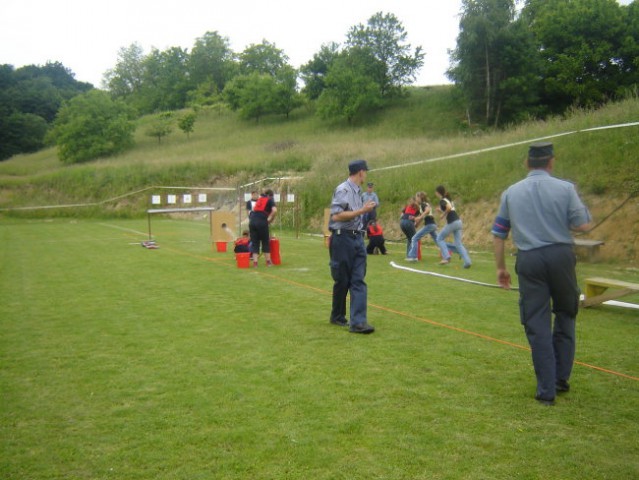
left=139, top=46, right=191, bottom=112
left=448, top=0, right=537, bottom=126
left=0, top=62, right=93, bottom=160
left=177, top=111, right=197, bottom=138
left=300, top=42, right=340, bottom=100
left=49, top=90, right=136, bottom=164
left=146, top=112, right=174, bottom=144
left=346, top=12, right=425, bottom=97
left=224, top=72, right=276, bottom=122
left=316, top=49, right=382, bottom=123
left=0, top=112, right=48, bottom=160
left=525, top=0, right=631, bottom=112
left=239, top=40, right=289, bottom=76
left=272, top=66, right=303, bottom=118
left=104, top=43, right=146, bottom=99
left=188, top=31, right=237, bottom=93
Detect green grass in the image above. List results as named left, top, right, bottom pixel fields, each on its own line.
left=2, top=218, right=638, bottom=479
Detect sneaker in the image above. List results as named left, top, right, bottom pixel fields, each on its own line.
left=405, top=257, right=417, bottom=262
left=439, top=259, right=450, bottom=265
left=330, top=318, right=348, bottom=327
left=266, top=260, right=273, bottom=267
left=349, top=322, right=375, bottom=334
left=463, top=263, right=472, bottom=269
left=252, top=261, right=258, bottom=267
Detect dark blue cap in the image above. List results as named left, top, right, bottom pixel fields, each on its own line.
left=348, top=159, right=369, bottom=174
left=528, top=142, right=554, bottom=160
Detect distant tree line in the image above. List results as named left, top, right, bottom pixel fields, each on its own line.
left=103, top=12, right=424, bottom=124
left=0, top=62, right=92, bottom=160
left=2, top=2, right=638, bottom=163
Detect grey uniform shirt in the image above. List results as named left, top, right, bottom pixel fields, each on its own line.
left=329, top=178, right=364, bottom=231
left=492, top=170, right=591, bottom=251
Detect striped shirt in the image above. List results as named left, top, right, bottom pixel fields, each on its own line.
left=329, top=178, right=364, bottom=231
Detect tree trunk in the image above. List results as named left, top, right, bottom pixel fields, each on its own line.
left=485, top=41, right=491, bottom=124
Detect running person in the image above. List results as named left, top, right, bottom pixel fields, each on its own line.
left=435, top=185, right=472, bottom=268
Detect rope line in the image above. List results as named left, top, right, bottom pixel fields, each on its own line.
left=111, top=226, right=638, bottom=382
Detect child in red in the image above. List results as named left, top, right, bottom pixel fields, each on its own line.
left=366, top=221, right=387, bottom=255
left=234, top=230, right=250, bottom=253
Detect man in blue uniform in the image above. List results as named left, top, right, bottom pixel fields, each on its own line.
left=492, top=142, right=592, bottom=405
left=329, top=160, right=378, bottom=334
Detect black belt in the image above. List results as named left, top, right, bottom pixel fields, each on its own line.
left=331, top=229, right=364, bottom=236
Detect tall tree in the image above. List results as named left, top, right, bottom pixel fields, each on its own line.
left=448, top=0, right=530, bottom=126
left=316, top=49, right=382, bottom=123
left=188, top=31, right=237, bottom=93
left=139, top=46, right=191, bottom=112
left=104, top=43, right=146, bottom=99
left=346, top=12, right=424, bottom=97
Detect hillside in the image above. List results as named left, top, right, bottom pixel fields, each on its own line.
left=0, top=86, right=638, bottom=264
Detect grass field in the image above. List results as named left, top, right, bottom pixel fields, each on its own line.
left=1, top=217, right=638, bottom=479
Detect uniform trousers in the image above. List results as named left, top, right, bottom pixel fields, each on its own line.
left=515, top=244, right=579, bottom=400
left=329, top=232, right=368, bottom=326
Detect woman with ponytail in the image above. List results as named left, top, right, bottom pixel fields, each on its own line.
left=435, top=185, right=471, bottom=268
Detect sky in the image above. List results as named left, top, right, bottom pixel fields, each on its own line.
left=1, top=0, right=464, bottom=88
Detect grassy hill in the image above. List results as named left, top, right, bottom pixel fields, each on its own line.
left=1, top=86, right=638, bottom=263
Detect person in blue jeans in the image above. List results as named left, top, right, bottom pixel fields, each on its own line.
left=435, top=185, right=472, bottom=268
left=399, top=197, right=419, bottom=257
left=406, top=191, right=438, bottom=262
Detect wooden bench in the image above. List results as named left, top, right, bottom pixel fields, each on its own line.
left=582, top=277, right=639, bottom=308
left=573, top=238, right=605, bottom=262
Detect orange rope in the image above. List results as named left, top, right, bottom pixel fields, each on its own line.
left=166, top=246, right=639, bottom=382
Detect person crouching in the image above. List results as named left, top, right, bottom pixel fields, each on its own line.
left=366, top=220, right=387, bottom=255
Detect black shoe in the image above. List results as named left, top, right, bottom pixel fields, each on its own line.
left=535, top=394, right=555, bottom=406
left=330, top=318, right=348, bottom=327
left=349, top=322, right=375, bottom=334
left=556, top=380, right=570, bottom=393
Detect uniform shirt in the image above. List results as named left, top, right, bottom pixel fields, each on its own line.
left=492, top=170, right=591, bottom=251
left=362, top=191, right=379, bottom=207
left=329, top=178, right=364, bottom=231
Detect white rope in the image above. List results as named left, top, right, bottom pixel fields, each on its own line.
left=389, top=261, right=519, bottom=291
left=370, top=121, right=639, bottom=173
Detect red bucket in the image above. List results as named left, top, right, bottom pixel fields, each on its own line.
left=215, top=241, right=227, bottom=253
left=269, top=238, right=281, bottom=265
left=235, top=252, right=251, bottom=268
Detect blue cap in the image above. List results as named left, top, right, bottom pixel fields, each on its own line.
left=528, top=142, right=554, bottom=160
left=348, top=159, right=369, bottom=174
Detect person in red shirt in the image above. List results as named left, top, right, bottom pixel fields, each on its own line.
left=233, top=230, right=250, bottom=253
left=366, top=220, right=387, bottom=255
left=400, top=197, right=419, bottom=256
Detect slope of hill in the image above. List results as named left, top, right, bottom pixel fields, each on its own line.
left=0, top=86, right=637, bottom=263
